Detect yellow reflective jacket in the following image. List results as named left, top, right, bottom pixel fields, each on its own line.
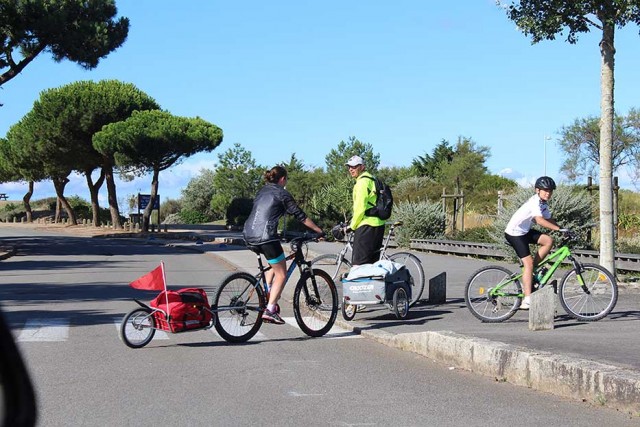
left=349, top=171, right=385, bottom=230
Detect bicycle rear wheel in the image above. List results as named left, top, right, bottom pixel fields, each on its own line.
left=213, top=272, right=266, bottom=343
left=292, top=268, right=338, bottom=337
left=388, top=252, right=425, bottom=307
left=120, top=308, right=156, bottom=349
left=310, top=254, right=351, bottom=305
left=464, top=266, right=521, bottom=323
left=558, top=263, right=618, bottom=321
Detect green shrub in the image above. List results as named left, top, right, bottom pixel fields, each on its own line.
left=308, top=176, right=352, bottom=230
left=179, top=209, right=211, bottom=224
left=226, top=197, right=253, bottom=227
left=616, top=235, right=640, bottom=254
left=393, top=176, right=440, bottom=203
left=392, top=200, right=445, bottom=248
left=160, top=198, right=182, bottom=222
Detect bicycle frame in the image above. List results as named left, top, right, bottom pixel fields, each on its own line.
left=335, top=220, right=399, bottom=263
left=253, top=246, right=309, bottom=290
left=489, top=244, right=580, bottom=298
left=248, top=237, right=328, bottom=309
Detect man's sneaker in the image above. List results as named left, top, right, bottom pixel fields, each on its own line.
left=519, top=301, right=530, bottom=310
left=262, top=308, right=285, bottom=324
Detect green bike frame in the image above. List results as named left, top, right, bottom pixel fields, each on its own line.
left=489, top=245, right=583, bottom=298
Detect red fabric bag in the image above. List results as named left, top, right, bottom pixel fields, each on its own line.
left=150, top=288, right=212, bottom=332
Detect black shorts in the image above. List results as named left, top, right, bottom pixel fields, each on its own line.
left=254, top=241, right=285, bottom=264
left=352, top=225, right=385, bottom=265
left=504, top=230, right=543, bottom=259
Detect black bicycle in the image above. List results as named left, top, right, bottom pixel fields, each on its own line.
left=212, top=233, right=339, bottom=342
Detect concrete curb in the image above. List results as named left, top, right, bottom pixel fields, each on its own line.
left=361, top=329, right=640, bottom=415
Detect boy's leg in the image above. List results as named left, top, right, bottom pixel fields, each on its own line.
left=533, top=233, right=554, bottom=265
left=521, top=255, right=534, bottom=297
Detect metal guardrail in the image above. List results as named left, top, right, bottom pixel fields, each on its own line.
left=410, top=239, right=640, bottom=272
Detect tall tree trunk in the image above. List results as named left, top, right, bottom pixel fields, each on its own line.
left=103, top=159, right=122, bottom=229
left=52, top=177, right=77, bottom=225
left=142, top=168, right=160, bottom=232
left=22, top=181, right=34, bottom=223
left=55, top=197, right=61, bottom=223
left=599, top=22, right=616, bottom=276
left=84, top=168, right=105, bottom=227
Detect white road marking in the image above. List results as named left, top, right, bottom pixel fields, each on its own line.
left=17, top=318, right=69, bottom=342
left=283, top=317, right=361, bottom=339
left=210, top=318, right=267, bottom=341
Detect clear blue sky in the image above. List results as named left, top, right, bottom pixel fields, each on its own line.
left=2, top=1, right=640, bottom=207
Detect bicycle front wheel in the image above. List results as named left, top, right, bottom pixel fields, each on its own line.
left=293, top=268, right=338, bottom=337
left=120, top=308, right=156, bottom=349
left=464, top=266, right=521, bottom=323
left=558, top=263, right=618, bottom=321
left=213, top=272, right=266, bottom=343
left=388, top=252, right=425, bottom=307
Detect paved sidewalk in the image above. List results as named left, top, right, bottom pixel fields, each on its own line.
left=2, top=223, right=639, bottom=415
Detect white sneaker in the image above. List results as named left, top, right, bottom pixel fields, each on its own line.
left=519, top=301, right=530, bottom=310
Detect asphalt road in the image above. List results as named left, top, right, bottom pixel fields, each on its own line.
left=0, top=227, right=637, bottom=426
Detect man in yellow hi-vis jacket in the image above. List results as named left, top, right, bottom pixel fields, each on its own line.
left=346, top=155, right=385, bottom=266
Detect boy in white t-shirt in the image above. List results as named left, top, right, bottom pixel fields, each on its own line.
left=504, top=176, right=566, bottom=309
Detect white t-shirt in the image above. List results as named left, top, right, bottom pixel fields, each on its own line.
left=504, top=194, right=551, bottom=236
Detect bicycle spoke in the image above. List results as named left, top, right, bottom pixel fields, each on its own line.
left=465, top=266, right=521, bottom=323
left=559, top=264, right=617, bottom=321
left=214, top=272, right=265, bottom=343
left=293, top=269, right=338, bottom=337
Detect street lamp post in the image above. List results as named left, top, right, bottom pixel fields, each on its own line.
left=543, top=136, right=551, bottom=175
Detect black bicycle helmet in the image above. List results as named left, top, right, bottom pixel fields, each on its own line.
left=535, top=176, right=556, bottom=190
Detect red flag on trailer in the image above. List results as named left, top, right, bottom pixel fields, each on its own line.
left=129, top=263, right=166, bottom=291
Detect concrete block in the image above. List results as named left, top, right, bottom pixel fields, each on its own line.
left=428, top=272, right=446, bottom=304
left=529, top=284, right=555, bottom=331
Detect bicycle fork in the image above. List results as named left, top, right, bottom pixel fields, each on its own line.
left=568, top=256, right=591, bottom=295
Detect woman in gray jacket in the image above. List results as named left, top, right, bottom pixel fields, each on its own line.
left=243, top=165, right=324, bottom=324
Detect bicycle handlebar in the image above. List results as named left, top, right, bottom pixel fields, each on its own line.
left=281, top=231, right=325, bottom=244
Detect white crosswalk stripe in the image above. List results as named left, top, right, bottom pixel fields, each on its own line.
left=17, top=318, right=69, bottom=342
left=283, top=317, right=361, bottom=339
left=13, top=315, right=359, bottom=343
left=209, top=320, right=268, bottom=341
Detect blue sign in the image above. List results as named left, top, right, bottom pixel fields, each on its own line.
left=138, top=194, right=160, bottom=210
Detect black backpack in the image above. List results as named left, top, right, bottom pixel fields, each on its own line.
left=363, top=175, right=393, bottom=220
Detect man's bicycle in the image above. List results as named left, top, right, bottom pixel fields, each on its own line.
left=464, top=232, right=618, bottom=323
left=212, top=233, right=339, bottom=342
left=310, top=221, right=425, bottom=307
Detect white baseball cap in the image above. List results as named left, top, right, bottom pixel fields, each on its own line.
left=345, top=155, right=364, bottom=167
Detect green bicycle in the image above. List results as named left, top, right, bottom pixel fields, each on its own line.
left=465, top=233, right=618, bottom=323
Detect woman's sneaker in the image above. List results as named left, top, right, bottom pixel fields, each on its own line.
left=262, top=308, right=285, bottom=324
